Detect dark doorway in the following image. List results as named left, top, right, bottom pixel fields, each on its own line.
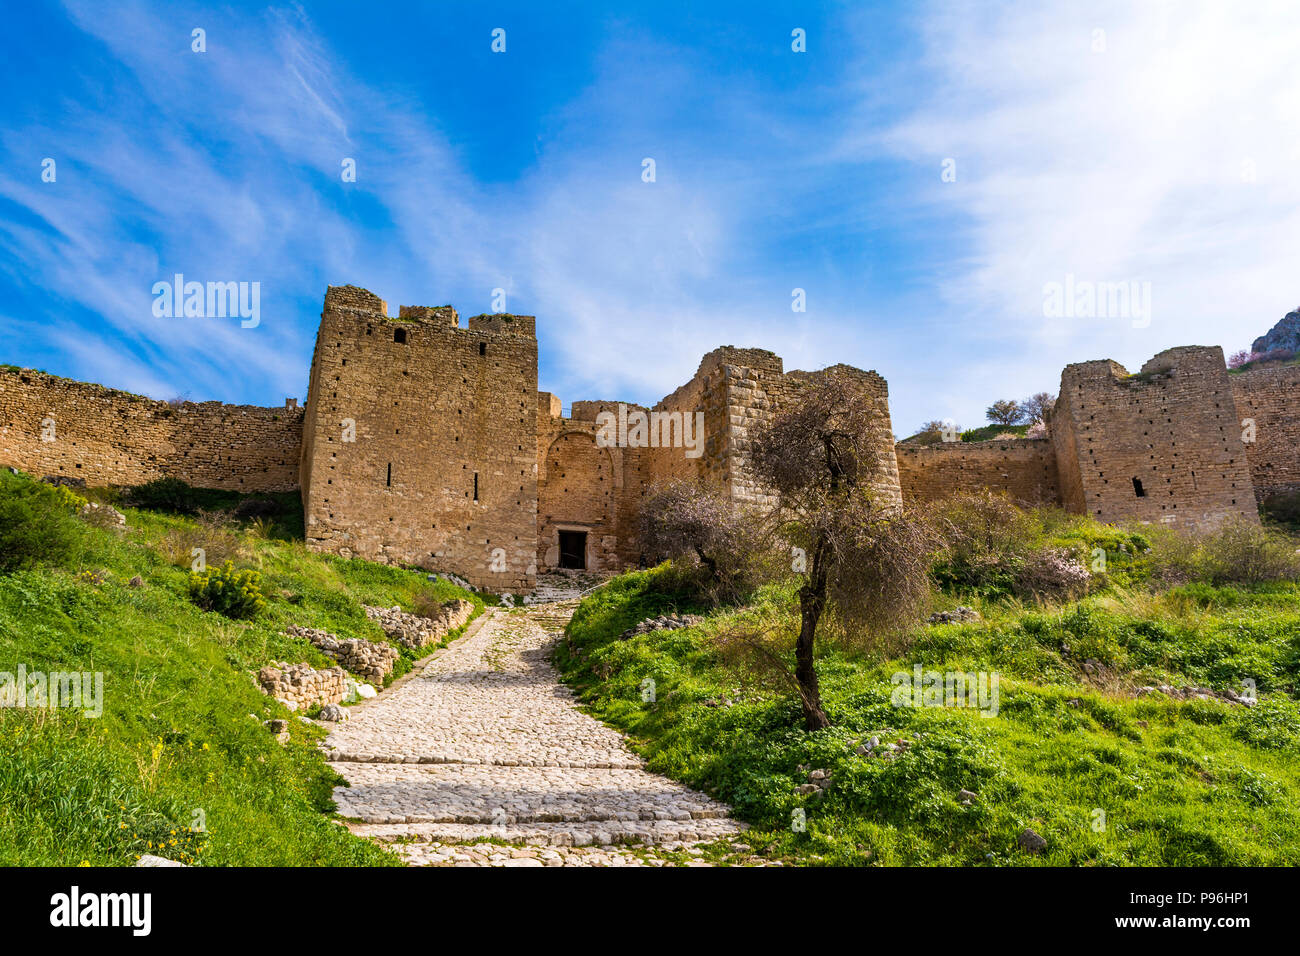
left=558, top=531, right=587, bottom=569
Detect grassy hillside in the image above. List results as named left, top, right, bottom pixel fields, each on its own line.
left=555, top=524, right=1300, bottom=866
left=0, top=471, right=482, bottom=866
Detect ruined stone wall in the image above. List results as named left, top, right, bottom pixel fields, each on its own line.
left=895, top=439, right=1060, bottom=507
left=1051, top=346, right=1257, bottom=529
left=1048, top=391, right=1087, bottom=514
left=299, top=286, right=537, bottom=591
left=0, top=367, right=302, bottom=491
left=1230, top=364, right=1300, bottom=502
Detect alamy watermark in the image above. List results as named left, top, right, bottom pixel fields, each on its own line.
left=891, top=666, right=999, bottom=717
left=1043, top=274, right=1151, bottom=329
left=152, top=274, right=260, bottom=328
left=1, top=664, right=103, bottom=717
left=595, top=403, right=705, bottom=459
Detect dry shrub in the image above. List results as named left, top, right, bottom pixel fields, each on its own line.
left=640, top=480, right=778, bottom=605
left=158, top=510, right=247, bottom=569
left=1149, top=518, right=1300, bottom=586
left=820, top=507, right=937, bottom=649
left=932, top=491, right=1092, bottom=601
left=412, top=590, right=445, bottom=619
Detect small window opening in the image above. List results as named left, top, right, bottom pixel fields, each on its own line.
left=386, top=463, right=392, bottom=487
left=479, top=342, right=486, bottom=356
left=1131, top=477, right=1145, bottom=498
left=473, top=472, right=479, bottom=501
left=394, top=328, right=407, bottom=343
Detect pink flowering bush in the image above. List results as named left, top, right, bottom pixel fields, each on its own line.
left=1014, top=547, right=1092, bottom=601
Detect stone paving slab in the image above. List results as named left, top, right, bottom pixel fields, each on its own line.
left=391, top=841, right=771, bottom=867
left=350, top=818, right=745, bottom=847
left=331, top=762, right=732, bottom=823
left=325, top=607, right=643, bottom=769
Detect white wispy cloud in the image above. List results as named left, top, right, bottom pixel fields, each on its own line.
left=861, top=0, right=1300, bottom=428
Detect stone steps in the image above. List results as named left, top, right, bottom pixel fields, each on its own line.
left=329, top=762, right=732, bottom=824
left=348, top=818, right=746, bottom=847
left=326, top=751, right=644, bottom=770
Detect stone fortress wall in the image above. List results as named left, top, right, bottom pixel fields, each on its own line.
left=4, top=285, right=1299, bottom=590
left=895, top=439, right=1060, bottom=508
left=0, top=366, right=302, bottom=492
left=897, top=344, right=1289, bottom=532
left=1049, top=346, right=1258, bottom=530
left=1229, top=363, right=1300, bottom=502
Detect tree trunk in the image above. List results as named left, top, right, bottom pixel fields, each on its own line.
left=795, top=539, right=831, bottom=731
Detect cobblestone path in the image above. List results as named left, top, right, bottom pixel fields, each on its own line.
left=326, top=589, right=752, bottom=866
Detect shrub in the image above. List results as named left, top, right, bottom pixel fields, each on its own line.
left=1014, top=547, right=1092, bottom=601
left=412, top=590, right=448, bottom=619
left=159, top=511, right=247, bottom=569
left=1227, top=349, right=1253, bottom=370
left=640, top=480, right=777, bottom=605
left=931, top=491, right=1042, bottom=597
left=1058, top=605, right=1124, bottom=666
left=1150, top=519, right=1300, bottom=586
left=1199, top=520, right=1300, bottom=585
left=127, top=477, right=198, bottom=515
left=1262, top=492, right=1300, bottom=528
left=0, top=470, right=84, bottom=572
left=188, top=561, right=267, bottom=619
left=51, top=484, right=88, bottom=511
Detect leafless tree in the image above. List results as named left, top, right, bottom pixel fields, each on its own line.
left=748, top=372, right=935, bottom=730
left=1020, top=392, right=1056, bottom=424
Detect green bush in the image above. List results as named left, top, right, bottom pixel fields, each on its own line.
left=931, top=491, right=1093, bottom=600
left=1262, top=492, right=1300, bottom=528
left=188, top=560, right=267, bottom=619
left=1199, top=520, right=1300, bottom=585
left=0, top=471, right=83, bottom=572
left=128, top=477, right=199, bottom=515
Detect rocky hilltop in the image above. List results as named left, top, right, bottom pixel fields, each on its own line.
left=1252, top=306, right=1300, bottom=354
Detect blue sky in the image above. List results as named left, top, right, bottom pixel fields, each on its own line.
left=2, top=1, right=1298, bottom=436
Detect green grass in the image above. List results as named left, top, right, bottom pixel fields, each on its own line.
left=898, top=423, right=1034, bottom=444
left=555, top=565, right=1300, bottom=866
left=0, top=473, right=483, bottom=865
left=959, top=423, right=1032, bottom=442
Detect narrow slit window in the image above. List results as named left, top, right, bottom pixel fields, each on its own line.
left=473, top=471, right=479, bottom=501
left=386, top=463, right=392, bottom=487
left=1131, top=477, right=1145, bottom=498
left=479, top=342, right=486, bottom=356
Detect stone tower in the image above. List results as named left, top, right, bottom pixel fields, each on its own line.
left=1050, top=345, right=1258, bottom=529
left=299, top=286, right=538, bottom=591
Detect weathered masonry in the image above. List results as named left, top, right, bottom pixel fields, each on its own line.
left=0, top=368, right=302, bottom=491
left=4, top=287, right=1297, bottom=591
